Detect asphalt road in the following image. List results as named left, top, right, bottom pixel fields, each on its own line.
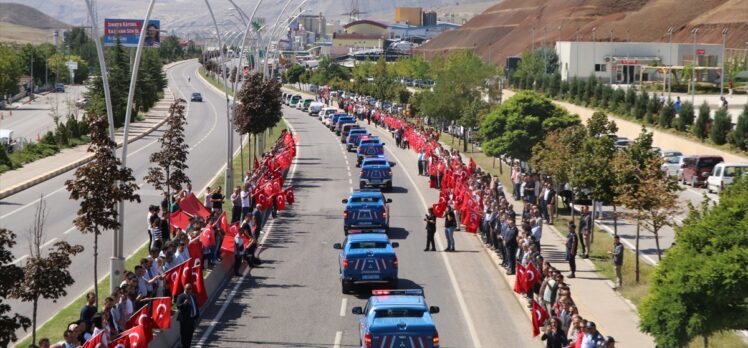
left=193, top=96, right=537, bottom=347
left=0, top=85, right=87, bottom=142
left=1, top=59, right=240, bottom=341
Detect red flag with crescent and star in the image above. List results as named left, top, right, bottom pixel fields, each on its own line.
left=531, top=300, right=550, bottom=337
left=151, top=297, right=172, bottom=329
left=82, top=330, right=104, bottom=348
left=109, top=335, right=129, bottom=348
left=125, top=305, right=148, bottom=330
left=524, top=262, right=542, bottom=291
left=120, top=325, right=147, bottom=348
left=284, top=187, right=295, bottom=205
left=193, top=265, right=208, bottom=307
left=513, top=263, right=526, bottom=293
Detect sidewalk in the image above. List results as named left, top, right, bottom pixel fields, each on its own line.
left=0, top=90, right=175, bottom=199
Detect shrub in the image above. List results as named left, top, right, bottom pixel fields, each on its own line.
left=66, top=116, right=81, bottom=139
left=610, top=88, right=625, bottom=111
left=624, top=87, right=637, bottom=114
left=0, top=145, right=12, bottom=169
left=732, top=104, right=748, bottom=150
left=634, top=91, right=648, bottom=120
left=693, top=101, right=711, bottom=140
left=710, top=109, right=731, bottom=145
left=675, top=101, right=694, bottom=132
left=55, top=124, right=69, bottom=146
left=41, top=131, right=56, bottom=145
left=659, top=101, right=676, bottom=128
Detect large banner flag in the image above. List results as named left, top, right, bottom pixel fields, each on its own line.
left=179, top=193, right=210, bottom=219
left=151, top=297, right=172, bottom=329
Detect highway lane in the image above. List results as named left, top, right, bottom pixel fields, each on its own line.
left=194, top=102, right=536, bottom=347
left=1, top=59, right=241, bottom=341
left=0, top=85, right=87, bottom=142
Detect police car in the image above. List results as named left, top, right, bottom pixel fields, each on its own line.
left=346, top=129, right=369, bottom=152
left=333, top=233, right=399, bottom=293
left=351, top=289, right=440, bottom=348
left=334, top=115, right=357, bottom=135
left=343, top=190, right=391, bottom=234
left=360, top=157, right=395, bottom=191
left=327, top=113, right=348, bottom=130
left=356, top=142, right=386, bottom=167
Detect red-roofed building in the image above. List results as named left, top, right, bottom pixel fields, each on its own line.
left=331, top=19, right=388, bottom=57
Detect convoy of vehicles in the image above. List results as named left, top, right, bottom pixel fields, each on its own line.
left=334, top=233, right=399, bottom=293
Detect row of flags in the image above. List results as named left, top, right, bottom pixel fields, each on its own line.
left=83, top=296, right=173, bottom=348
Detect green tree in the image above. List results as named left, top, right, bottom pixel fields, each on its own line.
left=710, top=109, right=731, bottom=145
left=0, top=44, right=24, bottom=99
left=692, top=101, right=711, bottom=140
left=481, top=91, right=580, bottom=161
left=0, top=228, right=31, bottom=347
left=285, top=64, right=305, bottom=88
left=134, top=49, right=165, bottom=112
left=86, top=37, right=130, bottom=127
left=233, top=72, right=283, bottom=135
left=609, top=87, right=625, bottom=112
left=19, top=44, right=47, bottom=86
left=675, top=101, right=694, bottom=132
left=623, top=87, right=637, bottom=115
left=732, top=104, right=748, bottom=150
left=639, top=175, right=748, bottom=347
left=63, top=27, right=97, bottom=67
left=47, top=54, right=89, bottom=84
left=65, top=114, right=141, bottom=306
left=634, top=90, right=648, bottom=120
left=370, top=56, right=397, bottom=102
left=531, top=125, right=586, bottom=198
left=159, top=35, right=185, bottom=62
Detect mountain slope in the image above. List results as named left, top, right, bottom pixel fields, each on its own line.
left=417, top=0, right=748, bottom=64
left=0, top=3, right=71, bottom=43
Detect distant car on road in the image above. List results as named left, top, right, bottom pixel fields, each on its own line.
left=54, top=83, right=65, bottom=93
left=191, top=92, right=203, bottom=102
left=333, top=233, right=399, bottom=293
left=680, top=155, right=723, bottom=187
left=706, top=162, right=748, bottom=193
left=351, top=289, right=441, bottom=348
left=75, top=97, right=90, bottom=108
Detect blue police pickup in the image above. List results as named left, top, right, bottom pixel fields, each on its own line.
left=351, top=289, right=441, bottom=348
left=343, top=190, right=391, bottom=234
left=327, top=113, right=348, bottom=130
left=333, top=233, right=399, bottom=293
left=360, top=157, right=395, bottom=191
left=335, top=116, right=357, bottom=135
left=346, top=129, right=369, bottom=152
left=356, top=142, right=386, bottom=167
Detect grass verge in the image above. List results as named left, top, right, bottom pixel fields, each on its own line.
left=198, top=67, right=235, bottom=95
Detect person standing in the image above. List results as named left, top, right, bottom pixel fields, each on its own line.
left=211, top=186, right=225, bottom=214
left=424, top=208, right=436, bottom=251
left=233, top=229, right=245, bottom=276
left=503, top=217, right=519, bottom=274
left=79, top=292, right=97, bottom=329
left=177, top=283, right=200, bottom=348
left=609, top=235, right=624, bottom=289
left=541, top=317, right=569, bottom=348
left=674, top=96, right=682, bottom=113
left=417, top=149, right=425, bottom=176
left=578, top=206, right=592, bottom=258
left=240, top=183, right=252, bottom=222
left=230, top=186, right=242, bottom=223
left=565, top=221, right=579, bottom=278
left=511, top=163, right=521, bottom=200
left=444, top=207, right=457, bottom=252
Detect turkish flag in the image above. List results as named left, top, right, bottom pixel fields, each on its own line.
left=179, top=193, right=210, bottom=219
left=217, top=211, right=229, bottom=233
left=109, top=335, right=129, bottom=348
left=531, top=300, right=550, bottom=337
left=193, top=265, right=208, bottom=307
left=524, top=262, right=542, bottom=291
left=151, top=297, right=172, bottom=329
left=199, top=226, right=215, bottom=248
left=188, top=239, right=202, bottom=259
left=432, top=202, right=446, bottom=218
left=253, top=191, right=270, bottom=210
left=169, top=210, right=192, bottom=232
left=468, top=158, right=476, bottom=176
left=254, top=158, right=260, bottom=170
left=180, top=259, right=194, bottom=289
left=514, top=263, right=526, bottom=293
left=120, top=325, right=147, bottom=348
left=190, top=255, right=202, bottom=272
left=125, top=305, right=148, bottom=330
left=164, top=263, right=183, bottom=297
left=82, top=330, right=104, bottom=348
left=465, top=209, right=481, bottom=233
left=220, top=223, right=242, bottom=254
left=284, top=187, right=295, bottom=205
left=276, top=194, right=287, bottom=211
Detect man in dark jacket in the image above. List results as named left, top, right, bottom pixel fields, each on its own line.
left=444, top=207, right=457, bottom=251
left=565, top=221, right=578, bottom=278
left=578, top=206, right=592, bottom=258
left=176, top=283, right=200, bottom=347
left=503, top=217, right=519, bottom=274
left=424, top=208, right=436, bottom=251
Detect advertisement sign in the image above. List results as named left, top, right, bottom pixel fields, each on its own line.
left=104, top=19, right=161, bottom=47
left=696, top=49, right=706, bottom=55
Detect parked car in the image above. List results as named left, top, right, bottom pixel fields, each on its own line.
left=54, top=83, right=65, bottom=93
left=706, top=163, right=748, bottom=193
left=660, top=150, right=684, bottom=177
left=680, top=155, right=724, bottom=187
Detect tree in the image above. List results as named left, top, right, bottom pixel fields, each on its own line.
left=86, top=37, right=131, bottom=128
left=658, top=101, right=676, bottom=128
left=370, top=56, right=397, bottom=102
left=145, top=100, right=191, bottom=214
left=710, top=109, right=731, bottom=145
left=47, top=54, right=89, bottom=84
left=732, top=104, right=748, bottom=150
left=623, top=87, right=637, bottom=115
left=481, top=91, right=580, bottom=162
left=159, top=35, right=185, bottom=62
left=65, top=114, right=141, bottom=306
left=233, top=72, right=283, bottom=135
left=639, top=175, right=748, bottom=347
left=532, top=125, right=586, bottom=187
left=63, top=27, right=97, bottom=67
left=285, top=64, right=305, bottom=88
left=12, top=196, right=83, bottom=345
left=0, top=44, right=23, bottom=99
left=692, top=101, right=710, bottom=140
left=135, top=49, right=166, bottom=112
left=0, top=228, right=31, bottom=347
left=634, top=90, right=648, bottom=120
left=675, top=101, right=695, bottom=132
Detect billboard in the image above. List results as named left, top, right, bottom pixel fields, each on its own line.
left=104, top=19, right=161, bottom=47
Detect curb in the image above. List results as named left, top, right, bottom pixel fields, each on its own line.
left=0, top=61, right=190, bottom=200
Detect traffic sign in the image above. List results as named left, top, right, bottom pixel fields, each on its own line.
left=66, top=60, right=78, bottom=70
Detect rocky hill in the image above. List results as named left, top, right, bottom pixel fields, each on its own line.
left=0, top=3, right=71, bottom=43
left=417, top=0, right=748, bottom=64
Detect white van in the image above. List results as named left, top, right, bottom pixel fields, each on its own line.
left=320, top=107, right=338, bottom=123
left=308, top=101, right=325, bottom=116
left=706, top=162, right=748, bottom=193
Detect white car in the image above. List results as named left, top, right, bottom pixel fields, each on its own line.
left=320, top=107, right=337, bottom=122
left=660, top=150, right=684, bottom=177
left=308, top=101, right=325, bottom=116
left=706, top=162, right=748, bottom=193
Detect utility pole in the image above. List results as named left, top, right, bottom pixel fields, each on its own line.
left=531, top=26, right=535, bottom=51
left=692, top=27, right=699, bottom=104
left=720, top=27, right=728, bottom=97
left=543, top=26, right=547, bottom=74
left=667, top=27, right=673, bottom=99
left=592, top=27, right=597, bottom=79
left=30, top=52, right=34, bottom=101
left=610, top=28, right=614, bottom=85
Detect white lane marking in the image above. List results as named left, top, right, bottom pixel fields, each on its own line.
left=348, top=171, right=351, bottom=177
left=333, top=331, right=343, bottom=348
left=378, top=132, right=483, bottom=348
left=41, top=237, right=59, bottom=249
left=197, top=117, right=299, bottom=345
left=63, top=226, right=76, bottom=235
left=12, top=254, right=28, bottom=265
left=189, top=98, right=219, bottom=151
left=348, top=178, right=352, bottom=185
left=339, top=298, right=347, bottom=317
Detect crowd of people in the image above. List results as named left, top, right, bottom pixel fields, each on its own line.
left=337, top=94, right=619, bottom=348
left=29, top=131, right=297, bottom=348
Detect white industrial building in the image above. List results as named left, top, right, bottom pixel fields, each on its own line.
left=556, top=41, right=724, bottom=85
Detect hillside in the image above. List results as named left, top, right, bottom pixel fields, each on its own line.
left=0, top=3, right=71, bottom=44
left=417, top=0, right=748, bottom=64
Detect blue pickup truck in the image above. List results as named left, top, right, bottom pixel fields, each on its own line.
left=343, top=190, right=391, bottom=234
left=327, top=113, right=348, bottom=130
left=360, top=157, right=395, bottom=191
left=346, top=129, right=369, bottom=152
left=334, top=116, right=356, bottom=135
left=351, top=289, right=441, bottom=348
left=356, top=142, right=386, bottom=167
left=333, top=233, right=399, bottom=293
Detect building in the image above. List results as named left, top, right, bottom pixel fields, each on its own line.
left=330, top=20, right=388, bottom=57
left=389, top=22, right=460, bottom=41
left=395, top=7, right=422, bottom=26
left=422, top=11, right=437, bottom=26
left=556, top=41, right=724, bottom=85
left=298, top=13, right=326, bottom=37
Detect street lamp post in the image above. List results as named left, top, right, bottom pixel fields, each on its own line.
left=666, top=27, right=673, bottom=99
left=720, top=27, right=728, bottom=97
left=269, top=10, right=308, bottom=79
left=692, top=27, right=699, bottom=104
left=263, top=0, right=308, bottom=79
left=531, top=26, right=535, bottom=51
left=592, top=27, right=597, bottom=80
